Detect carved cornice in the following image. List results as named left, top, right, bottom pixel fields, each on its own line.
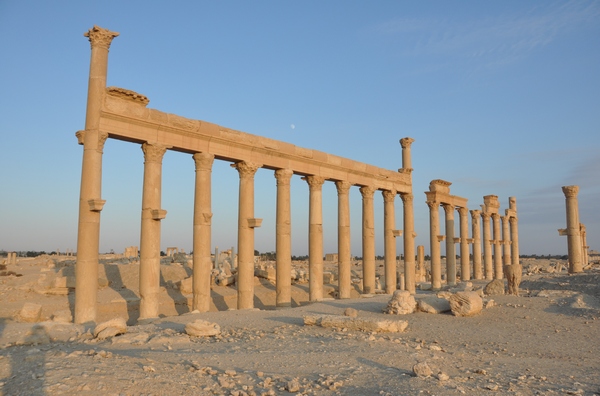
left=193, top=152, right=215, bottom=170
left=302, top=175, right=325, bottom=190
left=335, top=180, right=351, bottom=195
left=107, top=87, right=149, bottom=106
left=562, top=185, right=579, bottom=198
left=399, top=137, right=415, bottom=149
left=382, top=189, right=397, bottom=203
left=84, top=25, right=119, bottom=50
left=231, top=161, right=261, bottom=178
left=274, top=168, right=293, bottom=185
left=142, top=142, right=169, bottom=164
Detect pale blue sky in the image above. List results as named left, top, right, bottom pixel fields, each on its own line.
left=1, top=1, right=599, bottom=256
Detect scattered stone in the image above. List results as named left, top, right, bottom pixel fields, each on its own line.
left=413, top=362, right=433, bottom=378
left=17, top=303, right=42, bottom=323
left=483, top=299, right=495, bottom=309
left=504, top=264, right=522, bottom=296
left=93, top=317, right=127, bottom=340
left=344, top=308, right=358, bottom=318
left=383, top=290, right=416, bottom=315
left=51, top=310, right=73, bottom=323
left=416, top=296, right=451, bottom=314
left=449, top=292, right=483, bottom=317
left=178, top=277, right=193, bottom=294
left=286, top=378, right=300, bottom=393
left=185, top=319, right=221, bottom=337
left=303, top=315, right=408, bottom=333
left=484, top=279, right=505, bottom=296
left=437, top=372, right=449, bottom=381
left=449, top=282, right=473, bottom=293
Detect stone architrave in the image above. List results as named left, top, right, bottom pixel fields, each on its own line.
left=442, top=204, right=456, bottom=286
left=335, top=181, right=352, bottom=299
left=139, top=142, right=169, bottom=320
left=458, top=206, right=470, bottom=281
left=232, top=161, right=262, bottom=309
left=304, top=175, right=325, bottom=301
left=275, top=169, right=293, bottom=308
left=470, top=209, right=483, bottom=279
left=382, top=189, right=397, bottom=294
left=74, top=26, right=119, bottom=324
left=426, top=200, right=441, bottom=290
left=401, top=193, right=416, bottom=294
left=360, top=186, right=376, bottom=294
left=562, top=186, right=583, bottom=273
left=192, top=152, right=214, bottom=312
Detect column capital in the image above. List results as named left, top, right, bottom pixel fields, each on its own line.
left=400, top=137, right=415, bottom=149
left=382, top=189, right=397, bottom=203
left=481, top=211, right=491, bottom=220
left=193, top=152, right=215, bottom=170
left=302, top=175, right=325, bottom=190
left=426, top=200, right=439, bottom=210
left=84, top=25, right=119, bottom=50
left=232, top=161, right=261, bottom=178
left=274, top=168, right=293, bottom=185
left=335, top=180, right=352, bottom=195
left=470, top=209, right=481, bottom=219
left=509, top=216, right=518, bottom=224
left=457, top=206, right=468, bottom=216
left=360, top=186, right=376, bottom=199
left=142, top=142, right=169, bottom=164
left=442, top=203, right=455, bottom=214
left=490, top=212, right=500, bottom=220
left=562, top=185, right=579, bottom=198
left=400, top=192, right=414, bottom=204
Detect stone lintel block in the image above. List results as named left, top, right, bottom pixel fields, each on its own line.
left=557, top=228, right=567, bottom=236
left=247, top=218, right=262, bottom=228
left=88, top=199, right=106, bottom=212
left=152, top=209, right=167, bottom=220
left=437, top=235, right=446, bottom=242
left=392, top=230, right=403, bottom=237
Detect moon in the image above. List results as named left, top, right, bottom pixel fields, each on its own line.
left=290, top=124, right=295, bottom=130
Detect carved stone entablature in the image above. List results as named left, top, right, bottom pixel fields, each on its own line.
left=88, top=199, right=106, bottom=212
left=429, top=179, right=452, bottom=193
left=84, top=25, right=119, bottom=50
left=562, top=185, right=579, bottom=198
left=483, top=195, right=500, bottom=213
left=107, top=87, right=149, bottom=106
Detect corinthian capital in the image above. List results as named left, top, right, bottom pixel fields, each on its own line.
left=400, top=137, right=415, bottom=149
left=302, top=175, right=325, bottom=190
left=142, top=143, right=169, bottom=164
left=470, top=209, right=481, bottom=220
left=382, top=189, right=397, bottom=203
left=425, top=200, right=439, bottom=210
left=193, top=152, right=215, bottom=171
left=335, top=180, right=351, bottom=195
left=231, top=161, right=261, bottom=178
left=360, top=186, right=376, bottom=199
left=562, top=185, right=579, bottom=198
left=400, top=193, right=414, bottom=204
left=84, top=25, right=119, bottom=50
left=274, top=168, right=293, bottom=185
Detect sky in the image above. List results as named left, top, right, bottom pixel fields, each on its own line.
left=0, top=1, right=599, bottom=257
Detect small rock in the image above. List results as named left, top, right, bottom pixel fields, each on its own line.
left=93, top=318, right=127, bottom=340
left=413, top=362, right=433, bottom=378
left=185, top=320, right=221, bottom=337
left=344, top=308, right=358, bottom=318
left=384, top=290, right=416, bottom=315
left=286, top=379, right=300, bottom=393
left=437, top=372, right=449, bottom=381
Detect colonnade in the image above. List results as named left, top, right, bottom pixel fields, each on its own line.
left=73, top=26, right=416, bottom=324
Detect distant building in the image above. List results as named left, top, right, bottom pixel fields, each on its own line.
left=325, top=253, right=338, bottom=262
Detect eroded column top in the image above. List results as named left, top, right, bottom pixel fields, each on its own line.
left=84, top=25, right=119, bottom=50
left=562, top=185, right=579, bottom=197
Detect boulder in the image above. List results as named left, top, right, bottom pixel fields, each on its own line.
left=383, top=290, right=416, bottom=315
left=185, top=319, right=221, bottom=337
left=94, top=317, right=127, bottom=340
left=484, top=279, right=505, bottom=296
left=449, top=291, right=483, bottom=317
left=413, top=362, right=433, bottom=378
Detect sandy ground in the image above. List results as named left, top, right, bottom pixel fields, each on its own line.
left=1, top=256, right=599, bottom=396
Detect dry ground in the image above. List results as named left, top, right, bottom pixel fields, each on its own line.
left=1, top=256, right=599, bottom=396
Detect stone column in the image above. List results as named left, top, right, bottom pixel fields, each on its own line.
left=232, top=161, right=262, bottom=309
left=304, top=176, right=325, bottom=301
left=400, top=137, right=415, bottom=171
left=502, top=215, right=511, bottom=267
left=470, top=209, right=483, bottom=279
left=192, top=152, right=214, bottom=312
left=492, top=213, right=503, bottom=279
left=335, top=181, right=352, bottom=299
left=382, top=190, right=397, bottom=294
left=427, top=200, right=441, bottom=290
left=75, top=26, right=119, bottom=324
left=417, top=245, right=425, bottom=282
left=139, top=142, right=169, bottom=320
left=481, top=212, right=493, bottom=279
left=275, top=169, right=293, bottom=308
left=360, top=186, right=376, bottom=294
left=509, top=216, right=520, bottom=267
left=580, top=224, right=588, bottom=267
left=442, top=204, right=456, bottom=286
left=562, top=185, right=583, bottom=273
left=401, top=193, right=416, bottom=294
left=458, top=207, right=470, bottom=281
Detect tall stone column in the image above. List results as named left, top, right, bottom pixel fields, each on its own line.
left=481, top=212, right=493, bottom=279
left=470, top=209, right=482, bottom=279
left=562, top=185, right=583, bottom=273
left=401, top=193, right=416, bottom=294
left=360, top=186, right=376, bottom=294
left=335, top=181, right=352, bottom=299
left=232, top=161, right=262, bottom=309
left=509, top=216, right=519, bottom=266
left=427, top=200, right=441, bottom=290
left=458, top=207, right=470, bottom=281
left=580, top=224, right=588, bottom=267
left=442, top=204, right=456, bottom=286
left=304, top=176, right=325, bottom=301
left=417, top=245, right=425, bottom=281
left=382, top=190, right=397, bottom=294
left=75, top=26, right=119, bottom=324
left=275, top=169, right=293, bottom=308
left=501, top=215, right=511, bottom=267
left=139, top=143, right=169, bottom=320
left=400, top=137, right=415, bottom=171
left=491, top=213, right=503, bottom=279
left=192, top=152, right=214, bottom=312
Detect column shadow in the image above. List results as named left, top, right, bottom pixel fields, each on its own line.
left=104, top=263, right=140, bottom=324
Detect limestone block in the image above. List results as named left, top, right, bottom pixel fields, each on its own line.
left=185, top=319, right=221, bottom=337
left=255, top=267, right=276, bottom=281
left=303, top=314, right=408, bottom=333
left=484, top=279, right=505, bottom=296
left=449, top=282, right=473, bottom=293
left=323, top=271, right=335, bottom=284
left=384, top=290, right=417, bottom=315
left=93, top=317, right=127, bottom=340
left=18, top=303, right=42, bottom=323
left=51, top=310, right=73, bottom=323
left=417, top=296, right=451, bottom=314
left=449, top=291, right=483, bottom=317
left=179, top=277, right=193, bottom=294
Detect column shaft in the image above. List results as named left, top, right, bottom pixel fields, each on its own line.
left=139, top=143, right=169, bottom=320
left=509, top=216, right=519, bottom=266
left=443, top=204, right=456, bottom=286
left=383, top=190, right=397, bottom=294
left=275, top=169, right=293, bottom=308
left=502, top=215, right=511, bottom=268
left=427, top=201, right=441, bottom=290
left=458, top=207, right=470, bottom=281
left=336, top=181, right=352, bottom=299
left=563, top=186, right=583, bottom=273
left=470, top=210, right=483, bottom=279
left=401, top=193, right=416, bottom=294
left=492, top=214, right=503, bottom=279
left=482, top=213, right=493, bottom=279
left=360, top=186, right=376, bottom=294
left=304, top=176, right=325, bottom=301
left=192, top=153, right=214, bottom=312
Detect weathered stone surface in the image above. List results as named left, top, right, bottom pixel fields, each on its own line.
left=484, top=279, right=505, bottom=296
left=383, top=290, right=416, bottom=315
left=449, top=281, right=473, bottom=293
left=417, top=296, right=451, bottom=314
left=449, top=291, right=483, bottom=317
left=185, top=319, right=221, bottom=337
left=413, top=362, right=433, bottom=377
left=344, top=308, right=358, bottom=317
left=179, top=276, right=193, bottom=294
left=51, top=309, right=73, bottom=323
left=303, top=314, right=408, bottom=333
left=93, top=317, right=127, bottom=339
left=18, top=302, right=42, bottom=323
left=504, top=264, right=522, bottom=296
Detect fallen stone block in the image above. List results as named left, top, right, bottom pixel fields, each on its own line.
left=484, top=279, right=505, bottom=296
left=416, top=296, right=451, bottom=314
left=185, top=319, right=221, bottom=337
left=449, top=291, right=483, bottom=317
left=303, top=314, right=408, bottom=333
left=179, top=276, right=193, bottom=294
left=18, top=303, right=42, bottom=323
left=93, top=317, right=127, bottom=340
left=383, top=290, right=416, bottom=315
left=51, top=310, right=73, bottom=323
